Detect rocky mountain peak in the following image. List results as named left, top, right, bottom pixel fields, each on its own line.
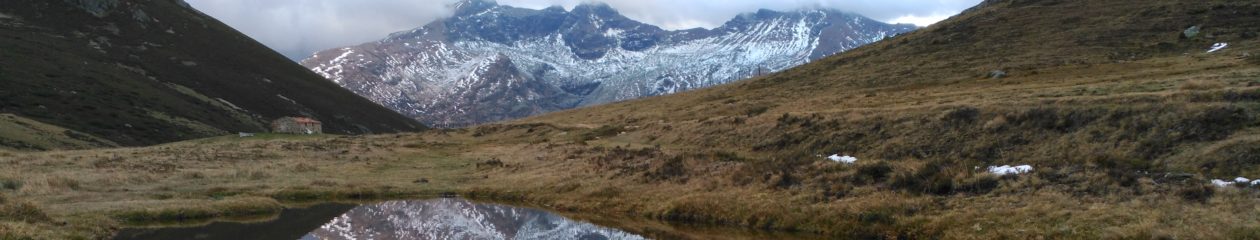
left=452, top=0, right=498, bottom=16
left=568, top=2, right=620, bottom=18
left=303, top=3, right=916, bottom=128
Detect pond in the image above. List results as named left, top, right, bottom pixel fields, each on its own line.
left=113, top=198, right=822, bottom=240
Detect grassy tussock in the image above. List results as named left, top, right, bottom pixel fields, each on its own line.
left=1181, top=79, right=1228, bottom=91
left=0, top=194, right=50, bottom=223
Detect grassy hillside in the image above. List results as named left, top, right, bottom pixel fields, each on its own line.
left=0, top=0, right=424, bottom=149
left=479, top=0, right=1260, bottom=237
left=4, top=0, right=1260, bottom=239
left=0, top=114, right=118, bottom=150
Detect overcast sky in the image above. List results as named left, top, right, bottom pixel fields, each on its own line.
left=186, top=0, right=981, bottom=60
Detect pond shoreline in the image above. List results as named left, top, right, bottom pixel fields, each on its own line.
left=113, top=197, right=826, bottom=240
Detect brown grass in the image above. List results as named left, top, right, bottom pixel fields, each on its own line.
left=0, top=133, right=478, bottom=238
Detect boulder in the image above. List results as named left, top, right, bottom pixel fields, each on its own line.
left=1183, top=25, right=1201, bottom=39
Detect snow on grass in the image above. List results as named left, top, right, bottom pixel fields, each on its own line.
left=987, top=165, right=1033, bottom=176
left=1207, top=42, right=1228, bottom=53
left=1212, top=179, right=1235, bottom=187
left=827, top=154, right=856, bottom=164
left=1209, top=177, right=1260, bottom=188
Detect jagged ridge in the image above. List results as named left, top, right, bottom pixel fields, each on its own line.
left=301, top=0, right=915, bottom=128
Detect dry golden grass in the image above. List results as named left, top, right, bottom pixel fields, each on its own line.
left=0, top=133, right=482, bottom=238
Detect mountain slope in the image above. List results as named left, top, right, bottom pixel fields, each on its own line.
left=453, top=0, right=1260, bottom=238
left=0, top=0, right=424, bottom=149
left=302, top=0, right=915, bottom=128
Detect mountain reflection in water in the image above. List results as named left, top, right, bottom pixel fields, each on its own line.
left=303, top=199, right=645, bottom=240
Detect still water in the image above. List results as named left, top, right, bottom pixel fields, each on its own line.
left=114, top=198, right=821, bottom=240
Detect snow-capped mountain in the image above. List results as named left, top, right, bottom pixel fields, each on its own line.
left=303, top=199, right=644, bottom=240
left=301, top=0, right=916, bottom=128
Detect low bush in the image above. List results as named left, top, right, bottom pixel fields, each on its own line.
left=744, top=105, right=772, bottom=117
left=578, top=125, right=624, bottom=142
left=852, top=162, right=894, bottom=184
left=0, top=178, right=21, bottom=191
left=475, top=158, right=506, bottom=169
left=1177, top=185, right=1215, bottom=203
left=0, top=195, right=51, bottom=223
left=889, top=161, right=1000, bottom=195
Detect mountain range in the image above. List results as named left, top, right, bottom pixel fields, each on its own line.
left=301, top=0, right=916, bottom=128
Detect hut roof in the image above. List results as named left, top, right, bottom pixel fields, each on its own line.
left=291, top=117, right=321, bottom=124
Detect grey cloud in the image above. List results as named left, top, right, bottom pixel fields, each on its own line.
left=502, top=0, right=981, bottom=29
left=187, top=0, right=461, bottom=59
left=186, top=0, right=980, bottom=60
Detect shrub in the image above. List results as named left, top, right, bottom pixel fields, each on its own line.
left=293, top=163, right=319, bottom=172
left=938, top=106, right=980, bottom=123
left=0, top=178, right=21, bottom=191
left=852, top=162, right=893, bottom=184
left=476, top=158, right=506, bottom=169
left=0, top=199, right=52, bottom=223
left=1177, top=185, right=1215, bottom=203
left=956, top=174, right=1001, bottom=194
left=744, top=105, right=772, bottom=117
left=578, top=125, right=624, bottom=142
left=645, top=156, right=688, bottom=182
left=889, top=161, right=999, bottom=195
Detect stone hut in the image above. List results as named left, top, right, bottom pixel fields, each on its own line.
left=271, top=117, right=322, bottom=134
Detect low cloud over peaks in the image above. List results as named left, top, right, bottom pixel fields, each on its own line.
left=187, top=0, right=980, bottom=60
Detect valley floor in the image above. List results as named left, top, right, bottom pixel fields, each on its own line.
left=4, top=54, right=1260, bottom=239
